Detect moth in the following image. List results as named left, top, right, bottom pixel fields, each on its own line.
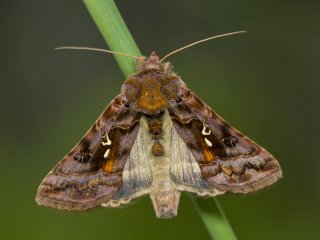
left=36, top=32, right=282, bottom=219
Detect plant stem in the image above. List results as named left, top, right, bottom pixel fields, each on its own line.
left=191, top=197, right=237, bottom=240
left=83, top=1, right=237, bottom=239
left=84, top=0, right=141, bottom=77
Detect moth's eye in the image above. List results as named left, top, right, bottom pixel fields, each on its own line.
left=73, top=152, right=91, bottom=163
left=223, top=136, right=239, bottom=148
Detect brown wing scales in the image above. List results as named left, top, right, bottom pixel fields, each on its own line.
left=169, top=87, right=282, bottom=193
left=36, top=93, right=140, bottom=210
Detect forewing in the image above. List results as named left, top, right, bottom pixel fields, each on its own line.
left=169, top=87, right=282, bottom=193
left=103, top=118, right=152, bottom=207
left=36, top=94, right=140, bottom=210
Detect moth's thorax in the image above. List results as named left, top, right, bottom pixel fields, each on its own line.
left=122, top=52, right=185, bottom=115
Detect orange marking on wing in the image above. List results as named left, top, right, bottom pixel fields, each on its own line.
left=200, top=140, right=215, bottom=163
left=102, top=149, right=116, bottom=173
left=203, top=149, right=214, bottom=162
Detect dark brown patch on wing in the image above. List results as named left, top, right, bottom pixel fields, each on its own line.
left=73, top=152, right=91, bottom=163
left=102, top=122, right=140, bottom=173
left=169, top=101, right=226, bottom=163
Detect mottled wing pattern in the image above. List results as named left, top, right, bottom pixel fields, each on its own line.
left=36, top=94, right=140, bottom=210
left=169, top=87, right=282, bottom=193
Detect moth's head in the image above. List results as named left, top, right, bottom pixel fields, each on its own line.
left=146, top=52, right=161, bottom=70
left=137, top=52, right=173, bottom=73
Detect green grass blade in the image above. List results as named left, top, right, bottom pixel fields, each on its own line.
left=83, top=0, right=141, bottom=77
left=191, top=197, right=237, bottom=240
left=83, top=1, right=237, bottom=239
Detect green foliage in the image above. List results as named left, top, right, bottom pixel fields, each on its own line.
left=84, top=0, right=141, bottom=77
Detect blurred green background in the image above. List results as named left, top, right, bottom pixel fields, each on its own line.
left=1, top=1, right=319, bottom=239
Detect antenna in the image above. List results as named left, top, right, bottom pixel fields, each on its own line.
left=160, top=31, right=247, bottom=62
left=54, top=46, right=141, bottom=60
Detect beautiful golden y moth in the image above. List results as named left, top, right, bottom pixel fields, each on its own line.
left=36, top=51, right=282, bottom=219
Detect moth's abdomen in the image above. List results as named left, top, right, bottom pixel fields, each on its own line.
left=141, top=111, right=181, bottom=218
left=148, top=117, right=165, bottom=157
